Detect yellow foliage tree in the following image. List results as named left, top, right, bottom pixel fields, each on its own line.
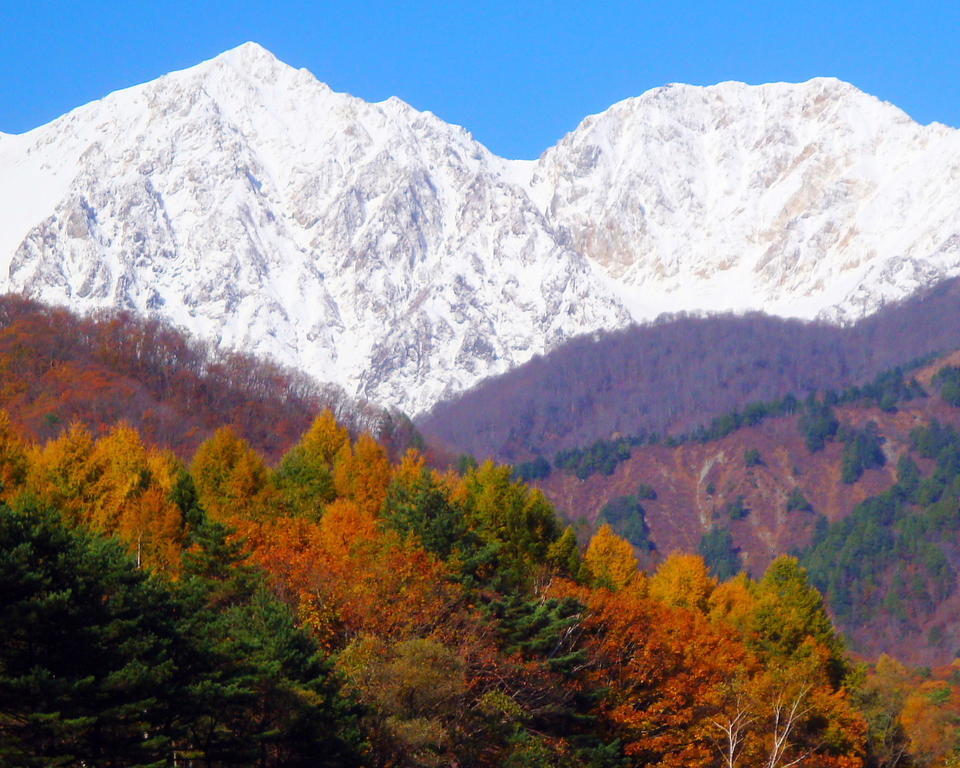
left=584, top=523, right=639, bottom=590
left=27, top=422, right=185, bottom=572
left=26, top=421, right=99, bottom=526
left=708, top=571, right=757, bottom=631
left=332, top=433, right=392, bottom=515
left=649, top=552, right=716, bottom=613
left=272, top=410, right=349, bottom=518
left=299, top=409, right=350, bottom=467
left=190, top=426, right=270, bottom=520
left=88, top=423, right=151, bottom=533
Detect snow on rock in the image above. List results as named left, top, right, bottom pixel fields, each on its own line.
left=2, top=46, right=959, bottom=414
left=531, top=78, right=960, bottom=323
left=0, top=42, right=628, bottom=414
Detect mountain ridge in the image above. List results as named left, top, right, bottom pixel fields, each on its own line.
left=4, top=43, right=960, bottom=414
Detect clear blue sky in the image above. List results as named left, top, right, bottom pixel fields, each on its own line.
left=2, top=0, right=958, bottom=158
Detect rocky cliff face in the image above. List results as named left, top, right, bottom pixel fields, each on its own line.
left=2, top=44, right=959, bottom=413
left=530, top=78, right=960, bottom=323
left=0, top=43, right=628, bottom=413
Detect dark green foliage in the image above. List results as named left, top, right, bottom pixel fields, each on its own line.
left=555, top=438, right=634, bottom=480
left=179, top=582, right=365, bottom=768
left=895, top=455, right=921, bottom=495
left=597, top=495, right=653, bottom=551
left=785, top=487, right=812, bottom=513
left=933, top=365, right=960, bottom=406
left=803, top=491, right=902, bottom=626
left=170, top=467, right=206, bottom=532
left=744, top=448, right=763, bottom=467
left=382, top=467, right=474, bottom=560
left=486, top=593, right=615, bottom=761
left=677, top=364, right=926, bottom=447
left=458, top=464, right=564, bottom=591
left=687, top=396, right=797, bottom=444
left=456, top=453, right=479, bottom=475
left=541, top=359, right=931, bottom=482
left=723, top=495, right=749, bottom=520
left=0, top=503, right=365, bottom=768
left=798, top=398, right=839, bottom=453
left=837, top=366, right=928, bottom=411
left=547, top=526, right=586, bottom=581
left=698, top=527, right=742, bottom=580
left=489, top=593, right=587, bottom=676
left=513, top=456, right=552, bottom=482
left=909, top=419, right=959, bottom=458
left=383, top=463, right=573, bottom=590
left=273, top=444, right=336, bottom=518
left=0, top=502, right=189, bottom=767
left=839, top=422, right=886, bottom=484
left=749, top=557, right=848, bottom=684
left=803, top=420, right=960, bottom=631
left=177, top=517, right=368, bottom=766
left=635, top=483, right=657, bottom=500
left=181, top=516, right=262, bottom=607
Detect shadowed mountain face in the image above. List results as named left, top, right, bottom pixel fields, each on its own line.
left=418, top=277, right=960, bottom=462
left=4, top=44, right=960, bottom=415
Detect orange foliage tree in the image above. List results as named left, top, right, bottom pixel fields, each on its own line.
left=0, top=410, right=28, bottom=501
left=552, top=579, right=754, bottom=768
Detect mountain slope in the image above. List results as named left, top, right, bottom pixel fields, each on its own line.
left=0, top=294, right=408, bottom=461
left=532, top=78, right=960, bottom=323
left=3, top=45, right=960, bottom=414
left=418, top=277, right=960, bottom=462
left=0, top=43, right=627, bottom=414
left=532, top=354, right=960, bottom=665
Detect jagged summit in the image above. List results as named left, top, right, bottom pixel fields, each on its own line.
left=2, top=44, right=959, bottom=413
left=530, top=72, right=959, bottom=323
left=0, top=43, right=627, bottom=414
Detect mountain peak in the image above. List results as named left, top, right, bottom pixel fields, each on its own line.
left=193, top=40, right=293, bottom=82
left=206, top=40, right=286, bottom=73
left=2, top=52, right=960, bottom=416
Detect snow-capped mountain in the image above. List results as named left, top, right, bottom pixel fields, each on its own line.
left=0, top=43, right=628, bottom=413
left=2, top=43, right=959, bottom=414
left=529, top=78, right=960, bottom=323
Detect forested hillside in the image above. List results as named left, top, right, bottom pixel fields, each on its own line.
left=0, top=294, right=417, bottom=459
left=420, top=277, right=960, bottom=461
left=5, top=410, right=957, bottom=767
left=525, top=354, right=960, bottom=665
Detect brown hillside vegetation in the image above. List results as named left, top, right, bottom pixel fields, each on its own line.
left=419, top=276, right=960, bottom=462
left=0, top=294, right=416, bottom=460
left=535, top=355, right=960, bottom=666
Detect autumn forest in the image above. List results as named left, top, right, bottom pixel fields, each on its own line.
left=2, top=299, right=960, bottom=768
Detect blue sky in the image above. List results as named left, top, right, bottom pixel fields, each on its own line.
left=2, top=1, right=958, bottom=158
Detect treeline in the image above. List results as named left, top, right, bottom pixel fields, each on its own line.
left=0, top=410, right=924, bottom=767
left=420, top=275, right=960, bottom=462
left=0, top=294, right=417, bottom=460
left=541, top=364, right=925, bottom=481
